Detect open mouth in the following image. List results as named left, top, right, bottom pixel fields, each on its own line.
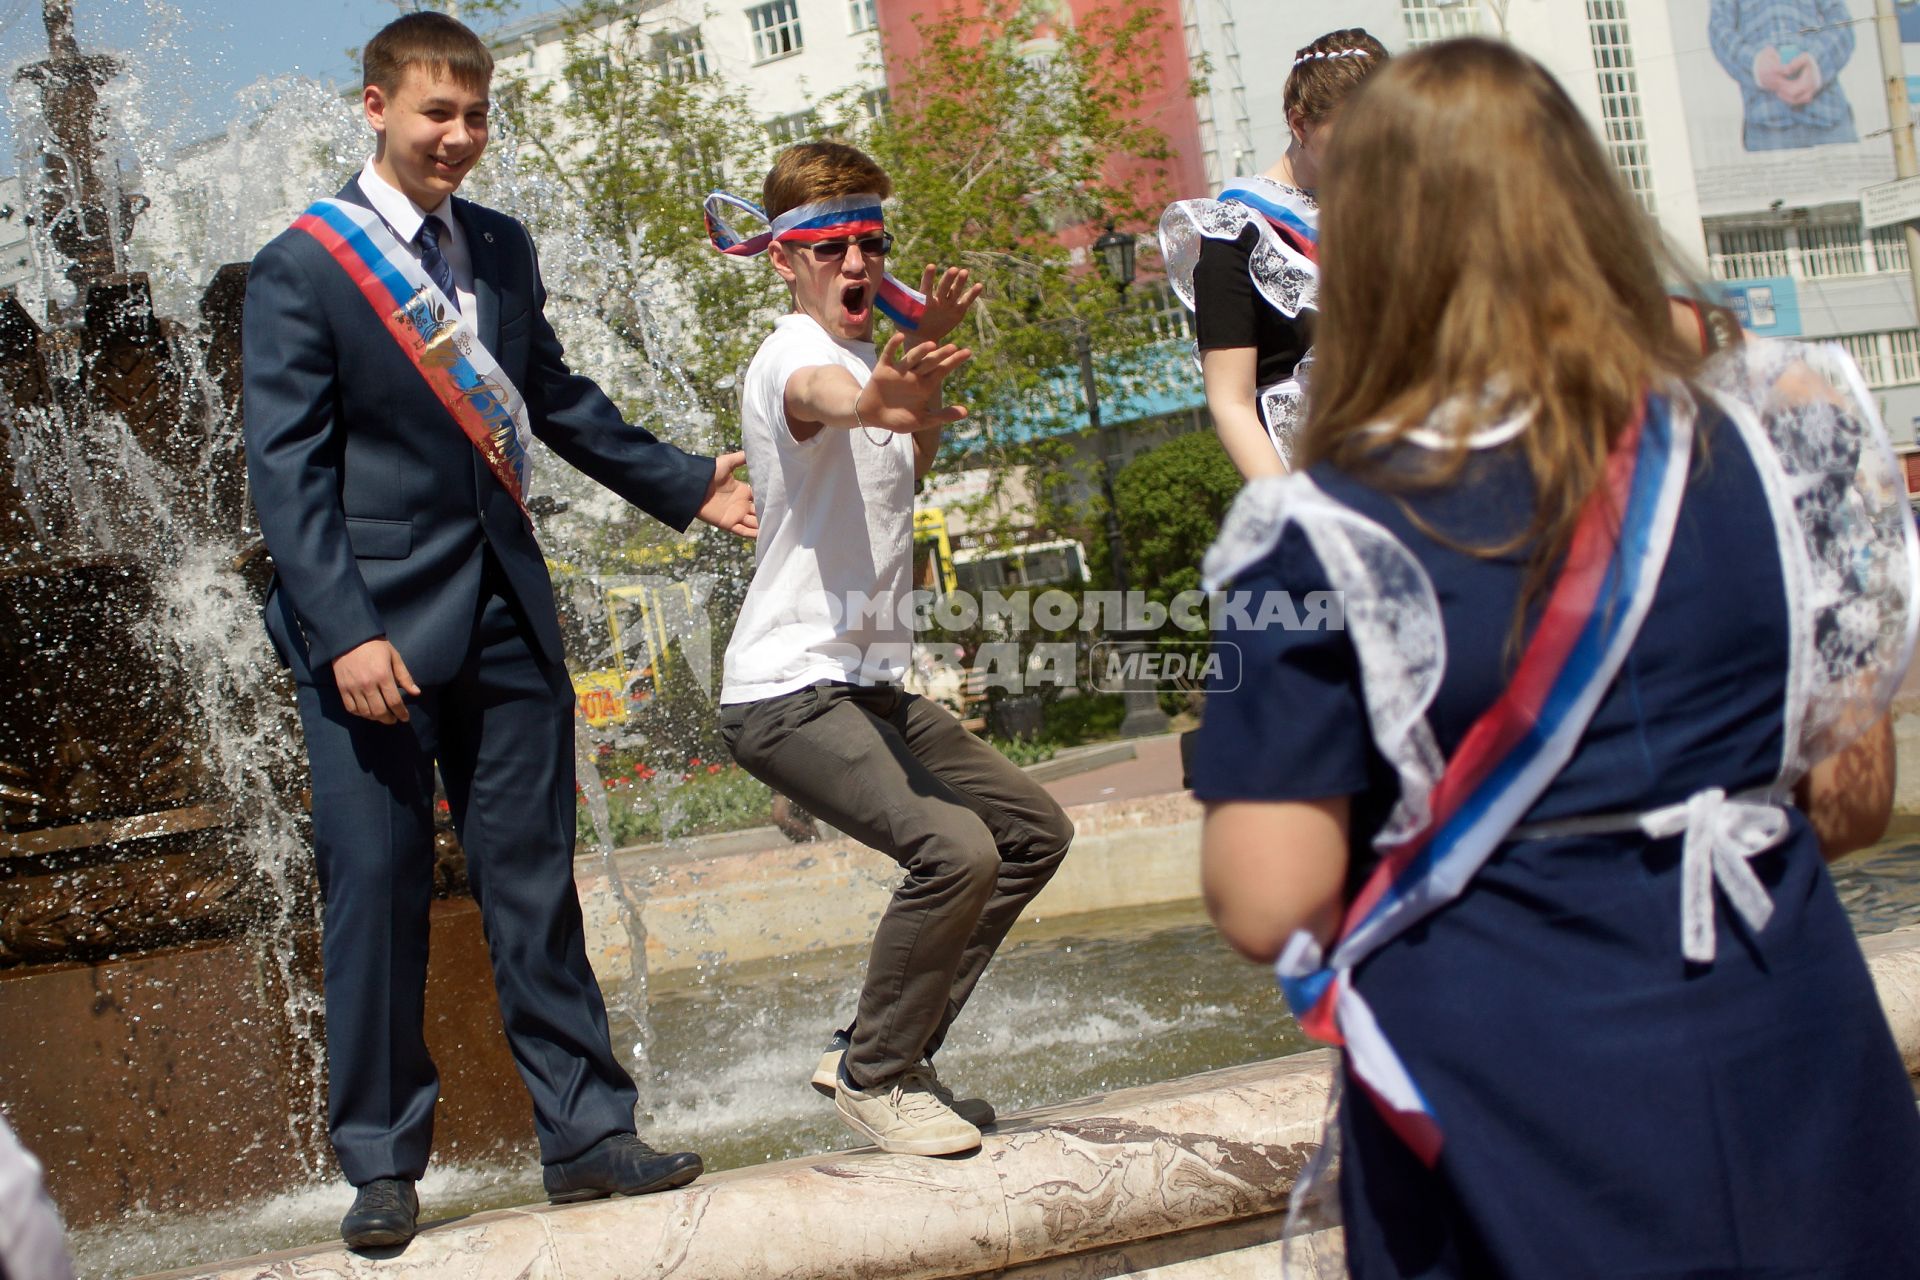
left=841, top=283, right=870, bottom=321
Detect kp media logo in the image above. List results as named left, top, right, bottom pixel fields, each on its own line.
left=1089, top=639, right=1241, bottom=694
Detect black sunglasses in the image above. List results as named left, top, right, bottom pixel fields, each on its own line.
left=803, top=233, right=894, bottom=261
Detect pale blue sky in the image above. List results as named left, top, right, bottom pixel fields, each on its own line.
left=0, top=0, right=535, bottom=172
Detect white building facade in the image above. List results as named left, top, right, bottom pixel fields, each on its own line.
left=491, top=0, right=886, bottom=144
left=1180, top=0, right=1920, bottom=444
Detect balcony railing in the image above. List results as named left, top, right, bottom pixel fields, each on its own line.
left=1708, top=218, right=1914, bottom=282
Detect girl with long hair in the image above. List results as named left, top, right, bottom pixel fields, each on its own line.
left=1158, top=29, right=1387, bottom=478
left=1191, top=38, right=1920, bottom=1276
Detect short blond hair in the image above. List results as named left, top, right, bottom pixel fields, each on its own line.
left=762, top=142, right=892, bottom=220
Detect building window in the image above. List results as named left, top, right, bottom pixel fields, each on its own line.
left=849, top=0, right=878, bottom=34
left=1832, top=330, right=1920, bottom=388
left=1708, top=216, right=1920, bottom=281
left=1139, top=281, right=1196, bottom=342
left=861, top=86, right=890, bottom=121
left=679, top=136, right=727, bottom=192
left=766, top=108, right=820, bottom=146
left=1586, top=0, right=1657, bottom=216
left=1891, top=328, right=1920, bottom=384
left=655, top=27, right=709, bottom=82
left=1838, top=333, right=1892, bottom=387
left=748, top=0, right=804, bottom=63
left=1400, top=0, right=1481, bottom=49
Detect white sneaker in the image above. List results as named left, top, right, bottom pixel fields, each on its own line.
left=834, top=1064, right=982, bottom=1156
left=809, top=1030, right=851, bottom=1097
left=920, top=1059, right=996, bottom=1127
left=812, top=1033, right=995, bottom=1127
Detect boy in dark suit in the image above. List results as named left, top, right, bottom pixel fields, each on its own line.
left=242, top=12, right=754, bottom=1247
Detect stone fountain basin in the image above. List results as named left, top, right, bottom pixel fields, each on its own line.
left=2, top=790, right=1209, bottom=1232
left=128, top=927, right=1920, bottom=1280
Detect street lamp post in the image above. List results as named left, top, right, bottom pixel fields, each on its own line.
left=1083, top=223, right=1168, bottom=739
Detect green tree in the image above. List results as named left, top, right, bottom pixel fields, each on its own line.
left=822, top=0, right=1198, bottom=539
left=490, top=1, right=783, bottom=438
left=1108, top=429, right=1241, bottom=604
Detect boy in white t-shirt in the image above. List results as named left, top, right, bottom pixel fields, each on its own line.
left=714, top=143, right=1074, bottom=1157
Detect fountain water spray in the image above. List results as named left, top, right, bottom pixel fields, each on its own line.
left=0, top=0, right=748, bottom=1257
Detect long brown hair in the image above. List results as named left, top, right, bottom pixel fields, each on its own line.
left=1303, top=38, right=1700, bottom=615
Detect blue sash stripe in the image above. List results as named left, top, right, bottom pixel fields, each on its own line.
left=1348, top=398, right=1676, bottom=938
left=1218, top=186, right=1318, bottom=245
left=305, top=201, right=416, bottom=315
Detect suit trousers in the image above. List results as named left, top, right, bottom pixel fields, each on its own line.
left=720, top=683, right=1074, bottom=1086
left=294, top=554, right=636, bottom=1185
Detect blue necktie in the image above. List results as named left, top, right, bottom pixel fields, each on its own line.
left=417, top=215, right=460, bottom=313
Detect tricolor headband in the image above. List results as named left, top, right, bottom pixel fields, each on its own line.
left=703, top=190, right=927, bottom=330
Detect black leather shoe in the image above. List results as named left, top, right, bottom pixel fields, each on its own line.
left=341, top=1178, right=418, bottom=1249
left=543, top=1134, right=704, bottom=1204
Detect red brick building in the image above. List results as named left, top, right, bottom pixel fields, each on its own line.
left=874, top=0, right=1210, bottom=213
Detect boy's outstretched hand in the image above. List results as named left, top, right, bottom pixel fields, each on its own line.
left=855, top=334, right=973, bottom=433
left=914, top=265, right=984, bottom=346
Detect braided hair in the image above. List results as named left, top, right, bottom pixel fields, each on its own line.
left=1284, top=29, right=1389, bottom=125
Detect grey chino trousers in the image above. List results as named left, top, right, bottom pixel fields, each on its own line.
left=720, top=681, right=1074, bottom=1087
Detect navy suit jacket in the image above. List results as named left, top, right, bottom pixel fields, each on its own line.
left=242, top=179, right=712, bottom=687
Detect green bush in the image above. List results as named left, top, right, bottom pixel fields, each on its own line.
left=988, top=734, right=1058, bottom=766
left=580, top=758, right=772, bottom=847
left=1040, top=691, right=1125, bottom=746
left=1108, top=429, right=1243, bottom=603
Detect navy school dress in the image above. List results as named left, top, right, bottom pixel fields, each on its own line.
left=1191, top=402, right=1920, bottom=1279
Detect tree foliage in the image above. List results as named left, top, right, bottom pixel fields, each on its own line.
left=489, top=0, right=784, bottom=437
left=825, top=0, right=1196, bottom=522
left=1108, top=429, right=1241, bottom=603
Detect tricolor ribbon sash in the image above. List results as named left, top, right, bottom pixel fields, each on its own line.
left=703, top=191, right=928, bottom=330
left=1217, top=182, right=1318, bottom=263
left=291, top=198, right=536, bottom=514
left=1278, top=394, right=1692, bottom=1167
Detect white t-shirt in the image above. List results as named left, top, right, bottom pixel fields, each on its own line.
left=720, top=313, right=916, bottom=704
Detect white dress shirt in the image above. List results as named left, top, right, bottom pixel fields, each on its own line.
left=358, top=158, right=478, bottom=319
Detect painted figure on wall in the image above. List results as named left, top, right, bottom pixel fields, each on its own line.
left=1709, top=0, right=1858, bottom=150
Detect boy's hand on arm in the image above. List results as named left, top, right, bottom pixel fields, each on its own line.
left=913, top=265, right=984, bottom=346
left=696, top=450, right=759, bottom=538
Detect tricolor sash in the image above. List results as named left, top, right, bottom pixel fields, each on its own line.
left=703, top=191, right=929, bottom=330
left=291, top=198, right=536, bottom=514
left=1278, top=394, right=1693, bottom=1165
left=1217, top=181, right=1318, bottom=263
left=1157, top=176, right=1320, bottom=324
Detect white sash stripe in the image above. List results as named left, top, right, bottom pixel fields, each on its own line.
left=315, top=198, right=537, bottom=498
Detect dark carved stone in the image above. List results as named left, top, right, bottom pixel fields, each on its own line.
left=14, top=0, right=127, bottom=287
left=0, top=3, right=256, bottom=968
left=0, top=842, right=251, bottom=967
